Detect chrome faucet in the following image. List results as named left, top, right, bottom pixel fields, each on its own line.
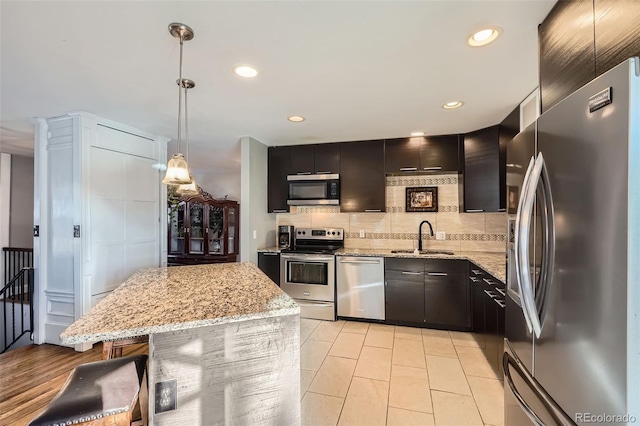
left=418, top=220, right=434, bottom=251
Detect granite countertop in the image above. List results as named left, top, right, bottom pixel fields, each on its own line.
left=60, top=262, right=299, bottom=345
left=258, top=246, right=506, bottom=283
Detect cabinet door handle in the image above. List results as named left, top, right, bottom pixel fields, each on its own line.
left=427, top=272, right=448, bottom=276
left=423, top=166, right=442, bottom=171
left=466, top=209, right=484, bottom=213
left=272, top=210, right=288, bottom=213
left=471, top=269, right=482, bottom=275
left=400, top=167, right=418, bottom=171
left=498, top=208, right=507, bottom=212
left=469, top=277, right=479, bottom=282
left=401, top=271, right=423, bottom=275
left=496, top=287, right=506, bottom=296
left=482, top=278, right=495, bottom=285
left=262, top=252, right=279, bottom=256
left=495, top=299, right=506, bottom=308
left=484, top=289, right=498, bottom=299
left=315, top=171, right=331, bottom=174
left=364, top=209, right=382, bottom=212
left=296, top=172, right=312, bottom=175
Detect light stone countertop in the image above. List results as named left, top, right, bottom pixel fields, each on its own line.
left=60, top=262, right=299, bottom=345
left=258, top=246, right=506, bottom=283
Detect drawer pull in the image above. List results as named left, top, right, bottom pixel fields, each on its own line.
left=272, top=210, right=288, bottom=213
left=427, top=272, right=448, bottom=276
left=466, top=209, right=484, bottom=213
left=423, top=166, right=442, bottom=170
left=262, top=252, right=279, bottom=256
left=482, top=278, right=495, bottom=285
left=365, top=209, right=382, bottom=212
left=471, top=269, right=482, bottom=275
left=401, top=271, right=423, bottom=275
left=400, top=167, right=418, bottom=171
left=469, top=277, right=479, bottom=282
left=496, top=288, right=506, bottom=296
left=495, top=299, right=506, bottom=308
left=296, top=172, right=312, bottom=175
left=315, top=171, right=331, bottom=174
left=484, top=289, right=498, bottom=299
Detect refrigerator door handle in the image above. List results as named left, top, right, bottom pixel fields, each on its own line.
left=515, top=156, right=536, bottom=333
left=518, top=153, right=548, bottom=338
left=503, top=352, right=545, bottom=426
left=536, top=152, right=556, bottom=329
left=503, top=351, right=577, bottom=426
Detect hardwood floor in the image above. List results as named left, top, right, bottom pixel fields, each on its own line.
left=0, top=343, right=147, bottom=426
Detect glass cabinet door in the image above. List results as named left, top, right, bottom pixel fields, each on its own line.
left=228, top=206, right=237, bottom=254
left=189, top=202, right=205, bottom=254
left=169, top=202, right=186, bottom=254
left=208, top=205, right=223, bottom=254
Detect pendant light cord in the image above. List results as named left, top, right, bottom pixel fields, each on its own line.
left=185, top=86, right=190, bottom=163
left=177, top=34, right=184, bottom=154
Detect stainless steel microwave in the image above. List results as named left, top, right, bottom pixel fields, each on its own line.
left=287, top=174, right=340, bottom=205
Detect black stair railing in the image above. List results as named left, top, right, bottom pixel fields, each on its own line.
left=1, top=267, right=34, bottom=353
left=2, top=248, right=35, bottom=354
left=3, top=247, right=33, bottom=285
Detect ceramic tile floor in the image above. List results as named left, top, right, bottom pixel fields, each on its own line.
left=299, top=319, right=504, bottom=426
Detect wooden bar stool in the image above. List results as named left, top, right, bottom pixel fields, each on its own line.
left=102, top=336, right=149, bottom=360
left=29, top=355, right=148, bottom=426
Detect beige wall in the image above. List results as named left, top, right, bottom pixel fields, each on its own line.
left=276, top=174, right=507, bottom=253
left=240, top=137, right=276, bottom=263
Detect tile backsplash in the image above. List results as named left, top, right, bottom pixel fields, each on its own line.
left=276, top=174, right=507, bottom=253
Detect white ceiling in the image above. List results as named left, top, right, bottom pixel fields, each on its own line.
left=0, top=0, right=555, bottom=174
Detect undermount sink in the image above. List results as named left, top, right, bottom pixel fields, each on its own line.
left=390, top=250, right=455, bottom=255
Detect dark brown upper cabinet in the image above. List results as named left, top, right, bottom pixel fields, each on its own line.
left=386, top=135, right=460, bottom=174
left=267, top=146, right=290, bottom=213
left=340, top=140, right=386, bottom=213
left=289, top=143, right=341, bottom=175
left=289, top=144, right=315, bottom=175
left=420, top=134, right=460, bottom=172
left=539, top=0, right=596, bottom=112
left=314, top=143, right=341, bottom=174
left=499, top=106, right=520, bottom=212
left=385, top=137, right=421, bottom=173
left=461, top=125, right=502, bottom=213
left=594, top=0, right=640, bottom=77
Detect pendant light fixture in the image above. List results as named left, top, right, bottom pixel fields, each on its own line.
left=163, top=22, right=195, bottom=185
left=176, top=79, right=199, bottom=195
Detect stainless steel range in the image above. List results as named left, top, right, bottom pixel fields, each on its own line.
left=280, top=228, right=344, bottom=321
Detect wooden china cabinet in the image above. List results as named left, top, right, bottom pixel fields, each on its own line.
left=167, top=187, right=239, bottom=265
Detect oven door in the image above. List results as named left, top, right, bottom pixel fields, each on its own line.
left=280, top=254, right=335, bottom=302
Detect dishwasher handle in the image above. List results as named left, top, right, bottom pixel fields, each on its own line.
left=339, top=259, right=381, bottom=264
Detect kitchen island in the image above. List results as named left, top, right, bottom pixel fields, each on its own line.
left=61, top=262, right=300, bottom=425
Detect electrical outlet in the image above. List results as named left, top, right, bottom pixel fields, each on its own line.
left=252, top=230, right=257, bottom=239
left=436, top=231, right=446, bottom=241
left=359, top=230, right=365, bottom=238
left=155, top=380, right=177, bottom=413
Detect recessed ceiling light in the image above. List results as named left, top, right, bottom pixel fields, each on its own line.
left=467, top=27, right=501, bottom=47
left=410, top=132, right=425, bottom=137
left=443, top=101, right=464, bottom=109
left=288, top=116, right=305, bottom=122
left=233, top=65, right=258, bottom=78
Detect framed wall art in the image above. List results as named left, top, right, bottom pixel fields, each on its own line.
left=406, top=187, right=438, bottom=212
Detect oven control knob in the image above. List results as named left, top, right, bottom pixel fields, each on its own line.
left=337, top=231, right=341, bottom=235
left=331, top=231, right=335, bottom=235
left=302, top=231, right=306, bottom=235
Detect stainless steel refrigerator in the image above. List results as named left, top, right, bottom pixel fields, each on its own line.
left=505, top=58, right=640, bottom=425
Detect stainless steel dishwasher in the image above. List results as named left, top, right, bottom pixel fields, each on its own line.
left=336, top=256, right=385, bottom=320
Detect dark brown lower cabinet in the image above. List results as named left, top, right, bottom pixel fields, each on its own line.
left=470, top=263, right=505, bottom=377
left=385, top=258, right=470, bottom=330
left=385, top=269, right=425, bottom=323
left=257, top=252, right=281, bottom=286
